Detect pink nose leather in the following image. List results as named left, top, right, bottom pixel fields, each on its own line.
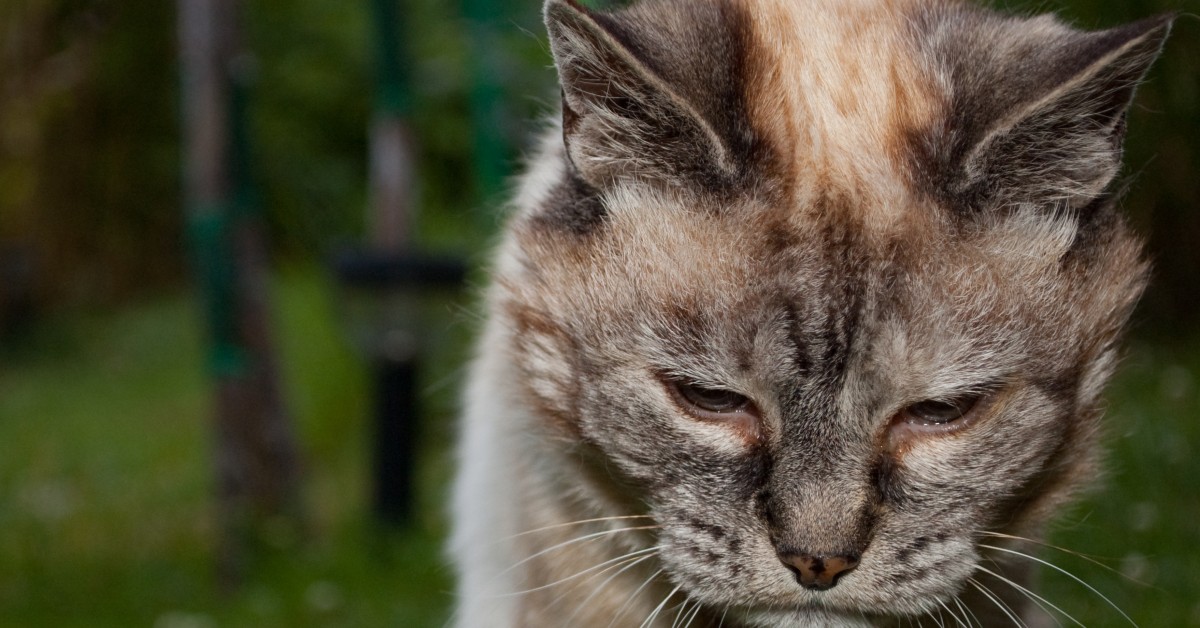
left=778, top=553, right=860, bottom=590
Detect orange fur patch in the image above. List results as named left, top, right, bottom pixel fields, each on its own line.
left=738, top=0, right=943, bottom=230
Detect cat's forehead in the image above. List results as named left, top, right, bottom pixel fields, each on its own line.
left=512, top=0, right=1160, bottom=326
left=738, top=0, right=942, bottom=226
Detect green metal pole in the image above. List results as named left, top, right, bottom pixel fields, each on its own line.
left=180, top=0, right=244, bottom=379
left=371, top=0, right=412, bottom=116
left=461, top=0, right=509, bottom=201
left=187, top=208, right=243, bottom=376
left=368, top=0, right=418, bottom=251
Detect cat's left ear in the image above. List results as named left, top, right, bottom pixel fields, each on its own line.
left=544, top=0, right=740, bottom=190
left=954, top=14, right=1173, bottom=210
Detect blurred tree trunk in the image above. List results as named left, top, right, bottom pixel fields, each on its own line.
left=178, top=0, right=303, bottom=589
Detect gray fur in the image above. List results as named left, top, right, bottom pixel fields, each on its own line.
left=450, top=1, right=1171, bottom=626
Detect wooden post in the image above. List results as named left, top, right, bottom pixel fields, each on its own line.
left=178, top=0, right=303, bottom=588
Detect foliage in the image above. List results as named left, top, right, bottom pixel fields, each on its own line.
left=0, top=0, right=180, bottom=305
left=0, top=0, right=554, bottom=312
left=1, top=0, right=1196, bottom=334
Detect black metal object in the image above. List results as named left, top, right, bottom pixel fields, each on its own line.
left=331, top=250, right=467, bottom=290
left=332, top=250, right=467, bottom=524
left=0, top=246, right=34, bottom=341
left=370, top=356, right=419, bottom=523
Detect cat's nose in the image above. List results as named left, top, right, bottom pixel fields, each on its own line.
left=777, top=552, right=860, bottom=591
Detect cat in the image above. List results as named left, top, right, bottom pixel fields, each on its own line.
left=449, top=0, right=1172, bottom=625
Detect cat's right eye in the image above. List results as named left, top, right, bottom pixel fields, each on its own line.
left=663, top=379, right=762, bottom=440
left=675, top=383, right=750, bottom=413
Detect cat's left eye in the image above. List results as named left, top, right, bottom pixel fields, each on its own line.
left=901, top=397, right=980, bottom=426
left=889, top=390, right=991, bottom=446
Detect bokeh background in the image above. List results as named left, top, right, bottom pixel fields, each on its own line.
left=0, top=0, right=1196, bottom=626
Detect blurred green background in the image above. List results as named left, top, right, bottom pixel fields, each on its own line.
left=0, top=0, right=1196, bottom=626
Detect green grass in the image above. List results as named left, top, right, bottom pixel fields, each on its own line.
left=1038, top=340, right=1200, bottom=626
left=0, top=268, right=462, bottom=627
left=0, top=269, right=1196, bottom=626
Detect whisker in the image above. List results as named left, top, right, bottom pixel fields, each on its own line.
left=503, top=515, right=656, bottom=541
left=968, top=577, right=1027, bottom=628
left=952, top=593, right=981, bottom=628
left=563, top=552, right=658, bottom=625
left=932, top=599, right=956, bottom=628
left=918, top=606, right=940, bottom=628
left=945, top=602, right=962, bottom=628
left=718, top=605, right=730, bottom=628
left=980, top=543, right=1138, bottom=627
left=683, top=597, right=705, bottom=628
left=608, top=568, right=663, bottom=628
left=671, top=596, right=693, bottom=628
left=499, top=546, right=659, bottom=597
left=641, top=584, right=683, bottom=628
left=498, top=525, right=661, bottom=577
left=975, top=564, right=1079, bottom=628
left=979, top=531, right=1140, bottom=584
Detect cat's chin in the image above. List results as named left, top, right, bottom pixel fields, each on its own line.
left=735, top=593, right=948, bottom=628
left=741, top=607, right=882, bottom=628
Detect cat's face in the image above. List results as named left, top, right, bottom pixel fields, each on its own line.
left=496, top=0, right=1167, bottom=622
left=505, top=180, right=1141, bottom=621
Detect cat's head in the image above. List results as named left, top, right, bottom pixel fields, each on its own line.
left=499, top=0, right=1169, bottom=621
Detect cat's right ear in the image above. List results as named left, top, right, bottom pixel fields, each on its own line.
left=544, top=0, right=738, bottom=190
